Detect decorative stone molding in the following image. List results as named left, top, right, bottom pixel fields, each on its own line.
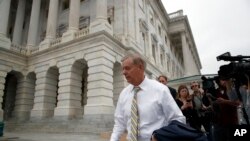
left=151, top=33, right=158, bottom=43
left=139, top=18, right=149, bottom=32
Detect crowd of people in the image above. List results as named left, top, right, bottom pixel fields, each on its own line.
left=110, top=53, right=250, bottom=141
left=157, top=74, right=250, bottom=141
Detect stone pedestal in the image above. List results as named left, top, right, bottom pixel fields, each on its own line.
left=90, top=20, right=113, bottom=35
left=31, top=68, right=58, bottom=119
left=54, top=62, right=83, bottom=119
left=62, top=31, right=76, bottom=43
left=39, top=39, right=51, bottom=51
left=84, top=52, right=115, bottom=115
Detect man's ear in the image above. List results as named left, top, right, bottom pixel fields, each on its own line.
left=138, top=64, right=144, bottom=70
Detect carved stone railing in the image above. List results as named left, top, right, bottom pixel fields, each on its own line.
left=169, top=10, right=183, bottom=19
left=75, top=28, right=89, bottom=39
left=169, top=10, right=185, bottom=22
left=9, top=27, right=91, bottom=55
left=29, top=47, right=39, bottom=54
left=10, top=43, right=28, bottom=55
left=50, top=37, right=62, bottom=47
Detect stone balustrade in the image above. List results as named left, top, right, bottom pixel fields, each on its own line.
left=50, top=37, right=62, bottom=47
left=169, top=10, right=183, bottom=19
left=9, top=28, right=90, bottom=56
left=75, top=28, right=89, bottom=39
left=29, top=47, right=39, bottom=54
left=168, top=10, right=185, bottom=22
left=10, top=43, right=28, bottom=55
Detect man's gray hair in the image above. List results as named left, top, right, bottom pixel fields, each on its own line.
left=121, top=53, right=146, bottom=69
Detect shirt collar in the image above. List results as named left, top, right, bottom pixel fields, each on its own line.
left=129, top=76, right=149, bottom=93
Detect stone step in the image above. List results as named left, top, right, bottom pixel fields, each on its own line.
left=5, top=121, right=112, bottom=134
left=4, top=115, right=114, bottom=134
left=2, top=132, right=109, bottom=141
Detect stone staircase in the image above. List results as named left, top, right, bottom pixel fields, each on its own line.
left=4, top=115, right=114, bottom=134
left=3, top=115, right=130, bottom=141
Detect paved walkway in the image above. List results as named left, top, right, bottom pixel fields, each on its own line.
left=0, top=132, right=109, bottom=141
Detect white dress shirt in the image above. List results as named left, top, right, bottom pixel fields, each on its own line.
left=110, top=77, right=186, bottom=141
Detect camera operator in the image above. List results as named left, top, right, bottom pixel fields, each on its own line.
left=215, top=52, right=250, bottom=125
left=211, top=77, right=241, bottom=141
left=210, top=52, right=250, bottom=141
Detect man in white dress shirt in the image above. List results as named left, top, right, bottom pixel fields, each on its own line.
left=110, top=53, right=185, bottom=141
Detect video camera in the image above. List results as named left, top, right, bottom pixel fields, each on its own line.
left=217, top=52, right=250, bottom=83
left=216, top=52, right=250, bottom=125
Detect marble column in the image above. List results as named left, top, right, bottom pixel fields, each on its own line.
left=156, top=44, right=161, bottom=66
left=39, top=0, right=59, bottom=50
left=181, top=32, right=191, bottom=76
left=90, top=0, right=112, bottom=34
left=27, top=0, right=41, bottom=49
left=12, top=0, right=26, bottom=45
left=114, top=0, right=126, bottom=44
left=127, top=0, right=136, bottom=42
left=0, top=0, right=11, bottom=49
left=62, top=0, right=80, bottom=43
left=144, top=32, right=149, bottom=57
left=147, top=34, right=154, bottom=63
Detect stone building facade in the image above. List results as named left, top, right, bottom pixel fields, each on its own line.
left=0, top=0, right=201, bottom=131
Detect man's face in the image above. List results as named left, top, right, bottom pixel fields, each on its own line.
left=122, top=58, right=143, bottom=86
left=159, top=77, right=167, bottom=85
left=191, top=82, right=199, bottom=91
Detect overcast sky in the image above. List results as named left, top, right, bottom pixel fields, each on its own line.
left=162, top=0, right=250, bottom=75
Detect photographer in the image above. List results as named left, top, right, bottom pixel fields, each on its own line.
left=216, top=52, right=250, bottom=125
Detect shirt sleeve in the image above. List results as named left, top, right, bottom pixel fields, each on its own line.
left=110, top=92, right=126, bottom=141
left=161, top=87, right=186, bottom=125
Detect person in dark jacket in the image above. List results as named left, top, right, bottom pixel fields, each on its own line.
left=158, top=75, right=177, bottom=99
